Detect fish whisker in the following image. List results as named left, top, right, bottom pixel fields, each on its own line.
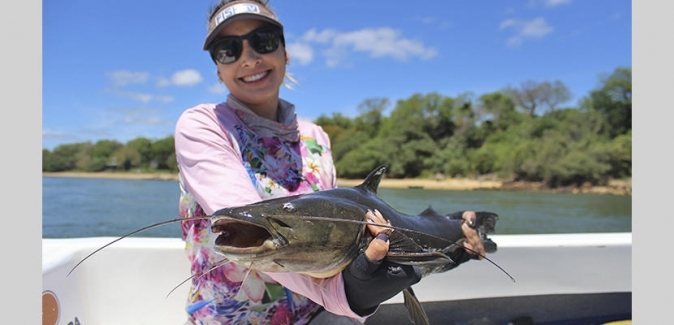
left=165, top=257, right=230, bottom=298
left=68, top=216, right=211, bottom=277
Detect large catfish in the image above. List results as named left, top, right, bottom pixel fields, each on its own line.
left=210, top=165, right=504, bottom=325
left=69, top=165, right=505, bottom=325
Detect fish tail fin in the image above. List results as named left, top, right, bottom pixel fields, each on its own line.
left=474, top=211, right=499, bottom=253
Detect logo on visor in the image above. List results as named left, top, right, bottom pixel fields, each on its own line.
left=215, top=4, right=261, bottom=26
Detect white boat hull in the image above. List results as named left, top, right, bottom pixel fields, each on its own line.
left=42, top=233, right=631, bottom=324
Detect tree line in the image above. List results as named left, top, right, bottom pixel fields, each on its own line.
left=43, top=67, right=631, bottom=188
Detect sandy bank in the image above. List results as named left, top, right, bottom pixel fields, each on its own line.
left=43, top=171, right=180, bottom=181
left=42, top=171, right=501, bottom=190
left=42, top=171, right=630, bottom=195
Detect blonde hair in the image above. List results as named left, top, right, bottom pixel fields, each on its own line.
left=283, top=69, right=299, bottom=90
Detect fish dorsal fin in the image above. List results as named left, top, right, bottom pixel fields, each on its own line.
left=418, top=206, right=443, bottom=218
left=357, top=165, right=387, bottom=194
left=403, top=287, right=430, bottom=325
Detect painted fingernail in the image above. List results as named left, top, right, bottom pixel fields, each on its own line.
left=467, top=218, right=475, bottom=227
left=376, top=233, right=389, bottom=242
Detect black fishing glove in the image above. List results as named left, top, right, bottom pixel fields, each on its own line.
left=342, top=251, right=422, bottom=316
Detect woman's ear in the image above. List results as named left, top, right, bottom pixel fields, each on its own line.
left=285, top=50, right=290, bottom=65
left=217, top=69, right=223, bottom=83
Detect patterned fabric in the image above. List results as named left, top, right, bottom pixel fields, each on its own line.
left=177, top=103, right=336, bottom=325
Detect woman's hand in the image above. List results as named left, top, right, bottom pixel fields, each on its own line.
left=460, top=211, right=486, bottom=259
left=341, top=208, right=421, bottom=316
left=363, top=209, right=392, bottom=262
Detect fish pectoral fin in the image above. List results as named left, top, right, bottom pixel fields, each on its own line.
left=403, top=287, right=430, bottom=325
left=386, top=251, right=453, bottom=267
left=388, top=231, right=425, bottom=252
left=386, top=231, right=455, bottom=266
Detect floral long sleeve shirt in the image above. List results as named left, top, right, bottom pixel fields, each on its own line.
left=174, top=96, right=364, bottom=325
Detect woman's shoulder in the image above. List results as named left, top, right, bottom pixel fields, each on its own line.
left=178, top=103, right=220, bottom=119
left=297, top=118, right=325, bottom=132
left=297, top=118, right=331, bottom=145
left=177, top=103, right=238, bottom=127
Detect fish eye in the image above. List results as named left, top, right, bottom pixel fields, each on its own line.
left=282, top=203, right=296, bottom=212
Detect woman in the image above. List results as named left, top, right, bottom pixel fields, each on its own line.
left=174, top=1, right=486, bottom=324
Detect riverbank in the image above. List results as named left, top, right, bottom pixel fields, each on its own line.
left=42, top=171, right=631, bottom=195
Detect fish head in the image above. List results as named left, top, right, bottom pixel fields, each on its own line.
left=210, top=190, right=369, bottom=277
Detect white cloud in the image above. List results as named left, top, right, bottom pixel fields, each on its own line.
left=290, top=27, right=438, bottom=68
left=104, top=69, right=186, bottom=104
left=107, top=70, right=150, bottom=86
left=172, top=69, right=203, bottom=86
left=123, top=114, right=163, bottom=125
left=106, top=89, right=175, bottom=103
left=527, top=0, right=571, bottom=8
left=610, top=12, right=623, bottom=21
left=286, top=42, right=314, bottom=66
left=207, top=82, right=227, bottom=94
left=521, top=18, right=554, bottom=37
left=336, top=28, right=437, bottom=60
left=42, top=128, right=77, bottom=141
left=301, top=28, right=339, bottom=44
left=544, top=0, right=571, bottom=7
left=129, top=92, right=153, bottom=103
left=158, top=69, right=203, bottom=87
left=500, top=17, right=554, bottom=47
left=109, top=107, right=172, bottom=127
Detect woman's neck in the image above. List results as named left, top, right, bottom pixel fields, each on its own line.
left=227, top=95, right=280, bottom=122
left=245, top=98, right=280, bottom=122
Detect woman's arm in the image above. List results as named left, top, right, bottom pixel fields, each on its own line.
left=175, top=105, right=262, bottom=214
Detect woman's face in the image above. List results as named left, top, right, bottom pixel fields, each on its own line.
left=215, top=19, right=287, bottom=118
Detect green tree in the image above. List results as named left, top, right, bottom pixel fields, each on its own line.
left=504, top=80, right=572, bottom=117
left=335, top=138, right=388, bottom=178
left=583, top=67, right=632, bottom=138
left=353, top=97, right=390, bottom=138
left=84, top=140, right=124, bottom=171
left=111, top=146, right=142, bottom=170
left=151, top=136, right=175, bottom=170
left=43, top=142, right=89, bottom=171
left=476, top=91, right=520, bottom=132
left=126, top=137, right=154, bottom=167
left=376, top=93, right=453, bottom=177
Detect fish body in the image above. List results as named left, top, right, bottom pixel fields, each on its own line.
left=210, top=165, right=500, bottom=324
left=69, top=165, right=501, bottom=325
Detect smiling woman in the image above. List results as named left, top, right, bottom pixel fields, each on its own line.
left=171, top=1, right=489, bottom=324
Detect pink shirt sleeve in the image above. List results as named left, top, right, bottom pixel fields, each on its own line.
left=174, top=104, right=368, bottom=320
left=175, top=104, right=260, bottom=214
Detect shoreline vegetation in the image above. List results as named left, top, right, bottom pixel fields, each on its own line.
left=42, top=171, right=631, bottom=196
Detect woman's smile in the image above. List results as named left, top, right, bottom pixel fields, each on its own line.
left=241, top=70, right=270, bottom=83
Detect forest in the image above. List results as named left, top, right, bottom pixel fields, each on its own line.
left=42, top=67, right=631, bottom=188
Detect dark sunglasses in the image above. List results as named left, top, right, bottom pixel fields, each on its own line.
left=208, top=27, right=285, bottom=65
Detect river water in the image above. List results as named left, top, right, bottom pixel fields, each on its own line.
left=42, top=176, right=631, bottom=239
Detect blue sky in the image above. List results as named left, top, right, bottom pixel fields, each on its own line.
left=42, top=0, right=632, bottom=150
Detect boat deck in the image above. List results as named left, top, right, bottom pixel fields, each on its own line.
left=42, top=233, right=631, bottom=325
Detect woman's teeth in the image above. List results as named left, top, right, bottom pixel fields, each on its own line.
left=242, top=71, right=267, bottom=82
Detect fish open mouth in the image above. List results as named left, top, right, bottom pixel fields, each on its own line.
left=211, top=219, right=274, bottom=251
